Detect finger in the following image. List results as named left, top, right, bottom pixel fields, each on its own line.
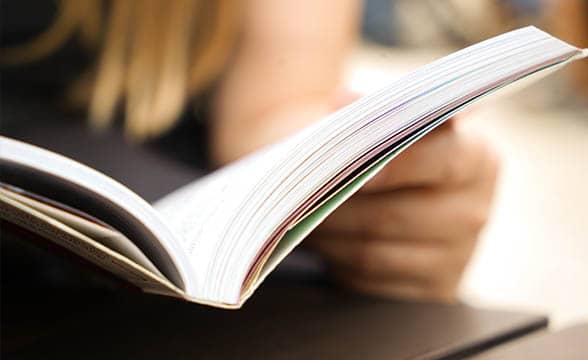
left=330, top=88, right=362, bottom=110
left=307, top=234, right=472, bottom=283
left=447, top=105, right=478, bottom=125
left=331, top=269, right=459, bottom=302
left=361, top=125, right=496, bottom=192
left=319, top=174, right=497, bottom=241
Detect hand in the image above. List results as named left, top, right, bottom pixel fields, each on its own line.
left=307, top=119, right=499, bottom=302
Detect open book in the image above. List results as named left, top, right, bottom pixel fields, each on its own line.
left=1, top=27, right=586, bottom=308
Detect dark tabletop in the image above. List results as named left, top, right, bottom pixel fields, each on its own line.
left=2, top=282, right=548, bottom=360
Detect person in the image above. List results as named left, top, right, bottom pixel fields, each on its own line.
left=1, top=0, right=498, bottom=302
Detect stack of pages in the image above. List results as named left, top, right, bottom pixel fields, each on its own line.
left=1, top=26, right=586, bottom=308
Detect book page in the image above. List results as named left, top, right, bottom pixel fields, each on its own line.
left=154, top=124, right=318, bottom=295
left=0, top=136, right=195, bottom=293
left=0, top=193, right=182, bottom=296
left=0, top=185, right=162, bottom=276
left=244, top=101, right=463, bottom=301
left=158, top=26, right=586, bottom=306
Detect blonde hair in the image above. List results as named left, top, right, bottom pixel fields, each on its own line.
left=2, top=0, right=239, bottom=140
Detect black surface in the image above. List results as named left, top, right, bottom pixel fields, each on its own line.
left=1, top=284, right=548, bottom=360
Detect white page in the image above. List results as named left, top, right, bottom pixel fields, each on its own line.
left=0, top=193, right=181, bottom=295
left=0, top=185, right=162, bottom=276
left=154, top=121, right=323, bottom=294
left=0, top=137, right=193, bottom=292
left=156, top=26, right=585, bottom=305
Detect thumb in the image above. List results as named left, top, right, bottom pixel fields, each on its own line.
left=330, top=88, right=362, bottom=111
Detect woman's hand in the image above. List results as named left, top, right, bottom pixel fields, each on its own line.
left=207, top=0, right=498, bottom=302
left=307, top=119, right=499, bottom=302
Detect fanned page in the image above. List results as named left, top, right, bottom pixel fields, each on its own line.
left=0, top=137, right=195, bottom=295
left=155, top=26, right=586, bottom=306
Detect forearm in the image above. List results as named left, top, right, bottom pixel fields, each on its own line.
left=211, top=95, right=337, bottom=165
left=209, top=0, right=360, bottom=165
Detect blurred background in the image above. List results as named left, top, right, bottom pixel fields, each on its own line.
left=352, top=0, right=587, bottom=329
